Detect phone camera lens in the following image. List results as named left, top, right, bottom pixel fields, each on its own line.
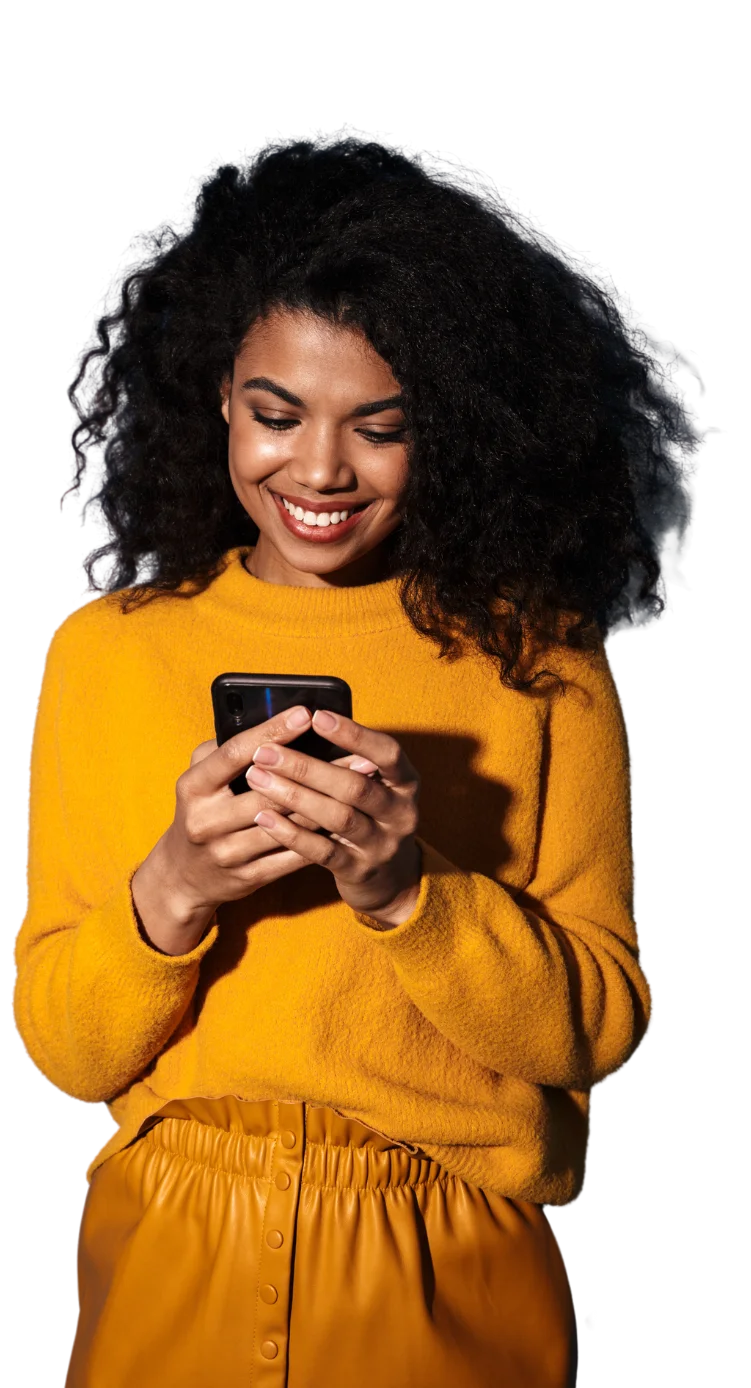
left=227, top=692, right=244, bottom=716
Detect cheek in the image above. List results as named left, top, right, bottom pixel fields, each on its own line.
left=228, top=421, right=285, bottom=484
left=377, top=450, right=411, bottom=507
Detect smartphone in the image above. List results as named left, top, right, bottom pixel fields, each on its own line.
left=211, top=673, right=353, bottom=795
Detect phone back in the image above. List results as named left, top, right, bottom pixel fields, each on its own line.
left=211, top=673, right=353, bottom=794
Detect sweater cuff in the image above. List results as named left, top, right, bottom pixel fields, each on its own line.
left=92, top=870, right=220, bottom=980
left=351, top=839, right=463, bottom=964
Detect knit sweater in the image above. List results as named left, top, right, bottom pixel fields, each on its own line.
left=14, top=546, right=650, bottom=1203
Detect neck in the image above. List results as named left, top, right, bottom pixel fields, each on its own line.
left=248, top=533, right=392, bottom=587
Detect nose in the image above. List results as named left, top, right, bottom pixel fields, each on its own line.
left=285, top=422, right=356, bottom=493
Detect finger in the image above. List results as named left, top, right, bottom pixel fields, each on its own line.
left=187, top=706, right=313, bottom=796
left=246, top=767, right=372, bottom=844
left=248, top=743, right=390, bottom=819
left=287, top=811, right=323, bottom=831
left=245, top=846, right=310, bottom=889
left=206, top=824, right=309, bottom=869
left=252, top=809, right=352, bottom=874
left=190, top=739, right=217, bottom=766
left=310, top=712, right=417, bottom=788
left=188, top=785, right=308, bottom=842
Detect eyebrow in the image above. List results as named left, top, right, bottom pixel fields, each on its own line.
left=241, top=376, right=404, bottom=417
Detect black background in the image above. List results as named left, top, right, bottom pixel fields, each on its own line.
left=11, top=81, right=716, bottom=1382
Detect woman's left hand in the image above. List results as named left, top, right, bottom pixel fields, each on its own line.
left=246, top=710, right=421, bottom=927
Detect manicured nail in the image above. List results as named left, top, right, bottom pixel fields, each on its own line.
left=253, top=744, right=281, bottom=766
left=350, top=757, right=378, bottom=774
left=313, top=709, right=337, bottom=731
left=286, top=706, right=311, bottom=729
left=254, top=811, right=276, bottom=828
left=247, top=765, right=272, bottom=787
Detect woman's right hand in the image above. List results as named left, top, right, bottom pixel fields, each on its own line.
left=131, top=705, right=315, bottom=955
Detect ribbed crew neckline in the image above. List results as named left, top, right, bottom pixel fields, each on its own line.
left=209, top=547, right=410, bottom=637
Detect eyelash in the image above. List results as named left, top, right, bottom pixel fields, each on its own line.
left=251, top=410, right=406, bottom=445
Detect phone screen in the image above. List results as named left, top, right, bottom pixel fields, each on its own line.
left=211, top=673, right=353, bottom=795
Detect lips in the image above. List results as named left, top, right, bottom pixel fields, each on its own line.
left=270, top=489, right=373, bottom=543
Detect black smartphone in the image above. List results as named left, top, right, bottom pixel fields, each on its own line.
left=211, top=673, right=353, bottom=795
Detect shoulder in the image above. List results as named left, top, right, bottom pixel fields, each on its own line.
left=45, top=596, right=140, bottom=696
left=48, top=549, right=242, bottom=664
left=51, top=590, right=133, bottom=649
left=48, top=583, right=204, bottom=668
left=520, top=618, right=629, bottom=756
left=545, top=636, right=616, bottom=703
left=521, top=612, right=616, bottom=697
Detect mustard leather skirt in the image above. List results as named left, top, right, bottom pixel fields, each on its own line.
left=66, top=1098, right=577, bottom=1387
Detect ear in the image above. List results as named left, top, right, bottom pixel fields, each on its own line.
left=220, top=377, right=231, bottom=425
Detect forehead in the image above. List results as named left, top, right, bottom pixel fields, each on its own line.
left=235, top=308, right=400, bottom=401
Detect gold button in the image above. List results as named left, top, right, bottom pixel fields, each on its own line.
left=281, top=1130, right=296, bottom=1149
left=260, top=1340, right=279, bottom=1359
left=275, top=1171, right=291, bottom=1190
left=266, top=1229, right=283, bottom=1248
left=260, top=1284, right=278, bottom=1305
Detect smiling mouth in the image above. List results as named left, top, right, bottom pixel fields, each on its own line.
left=270, top=489, right=374, bottom=542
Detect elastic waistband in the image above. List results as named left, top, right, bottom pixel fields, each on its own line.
left=140, top=1098, right=451, bottom=1191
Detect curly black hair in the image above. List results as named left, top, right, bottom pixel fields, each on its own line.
left=66, top=136, right=698, bottom=689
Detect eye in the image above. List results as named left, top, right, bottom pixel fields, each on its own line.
left=249, top=410, right=405, bottom=444
left=358, top=427, right=407, bottom=445
left=252, top=408, right=297, bottom=430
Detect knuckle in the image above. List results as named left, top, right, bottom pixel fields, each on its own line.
left=222, top=739, right=247, bottom=768
left=381, top=744, right=400, bottom=771
left=349, top=774, right=372, bottom=807
left=210, top=839, right=233, bottom=869
left=284, top=782, right=304, bottom=810
left=175, top=770, right=193, bottom=804
left=189, top=739, right=215, bottom=765
left=338, top=807, right=359, bottom=838
left=183, top=811, right=208, bottom=845
left=288, top=755, right=309, bottom=783
left=317, top=838, right=337, bottom=866
left=402, top=804, right=420, bottom=835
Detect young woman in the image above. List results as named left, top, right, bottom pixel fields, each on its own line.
left=14, top=137, right=695, bottom=1388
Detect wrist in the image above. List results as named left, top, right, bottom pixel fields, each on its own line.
left=132, top=849, right=217, bottom=955
left=354, top=841, right=423, bottom=930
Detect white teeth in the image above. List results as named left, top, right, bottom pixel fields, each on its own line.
left=280, top=497, right=352, bottom=526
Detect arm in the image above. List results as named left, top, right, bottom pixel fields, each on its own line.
left=355, top=641, right=650, bottom=1089
left=13, top=624, right=219, bottom=1103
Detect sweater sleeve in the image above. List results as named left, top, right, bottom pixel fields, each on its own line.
left=353, top=638, right=651, bottom=1090
left=13, top=621, right=219, bottom=1104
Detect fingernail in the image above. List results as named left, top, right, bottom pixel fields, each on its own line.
left=286, top=706, right=311, bottom=729
left=247, top=765, right=272, bottom=787
left=254, top=811, right=276, bottom=828
left=350, top=757, right=378, bottom=774
left=312, top=709, right=337, bottom=731
left=253, top=744, right=281, bottom=766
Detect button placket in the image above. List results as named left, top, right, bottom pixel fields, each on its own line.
left=252, top=1102, right=306, bottom=1386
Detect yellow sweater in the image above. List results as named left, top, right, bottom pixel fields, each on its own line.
left=14, top=546, right=650, bottom=1203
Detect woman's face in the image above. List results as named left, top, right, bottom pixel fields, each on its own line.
left=222, top=308, right=410, bottom=586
